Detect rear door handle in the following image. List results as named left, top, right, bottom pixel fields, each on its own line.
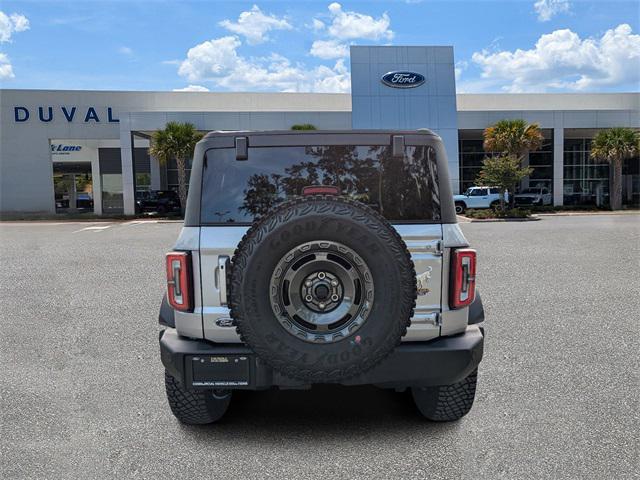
left=216, top=256, right=230, bottom=306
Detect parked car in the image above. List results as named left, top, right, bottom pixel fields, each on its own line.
left=515, top=187, right=552, bottom=206
left=76, top=192, right=94, bottom=210
left=453, top=186, right=507, bottom=214
left=136, top=190, right=181, bottom=215
left=54, top=192, right=93, bottom=210
left=158, top=130, right=485, bottom=424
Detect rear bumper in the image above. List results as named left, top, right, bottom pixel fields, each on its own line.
left=160, top=325, right=484, bottom=389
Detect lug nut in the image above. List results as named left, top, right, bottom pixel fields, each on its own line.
left=331, top=280, right=338, bottom=286
left=331, top=294, right=339, bottom=302
left=305, top=280, right=313, bottom=287
left=319, top=302, right=326, bottom=309
left=318, top=272, right=326, bottom=280
left=305, top=295, right=313, bottom=302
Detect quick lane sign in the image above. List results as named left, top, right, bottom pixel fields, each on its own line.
left=51, top=144, right=82, bottom=155
left=381, top=71, right=426, bottom=89
left=14, top=106, right=119, bottom=123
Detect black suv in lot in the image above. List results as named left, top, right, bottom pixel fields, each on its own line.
left=159, top=130, right=485, bottom=424
left=136, top=190, right=181, bottom=215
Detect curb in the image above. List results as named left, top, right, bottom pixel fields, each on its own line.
left=535, top=211, right=640, bottom=217
left=460, top=216, right=541, bottom=223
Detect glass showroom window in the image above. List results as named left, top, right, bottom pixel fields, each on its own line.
left=527, top=133, right=554, bottom=196
left=624, top=154, right=639, bottom=207
left=459, top=131, right=553, bottom=197
left=134, top=148, right=151, bottom=192
left=459, top=138, right=486, bottom=192
left=563, top=138, right=610, bottom=206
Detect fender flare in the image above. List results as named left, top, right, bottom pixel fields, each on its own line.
left=468, top=291, right=485, bottom=325
left=159, top=294, right=175, bottom=328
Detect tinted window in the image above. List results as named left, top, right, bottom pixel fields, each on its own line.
left=201, top=145, right=440, bottom=224
left=489, top=188, right=500, bottom=194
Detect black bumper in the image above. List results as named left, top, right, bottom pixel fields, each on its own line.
left=160, top=326, right=484, bottom=390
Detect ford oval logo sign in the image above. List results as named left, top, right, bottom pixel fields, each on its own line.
left=381, top=71, right=426, bottom=89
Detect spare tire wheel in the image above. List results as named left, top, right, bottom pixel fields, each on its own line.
left=228, top=196, right=416, bottom=382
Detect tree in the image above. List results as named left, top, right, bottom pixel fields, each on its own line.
left=291, top=124, right=317, bottom=130
left=483, top=119, right=544, bottom=207
left=476, top=156, right=533, bottom=211
left=483, top=119, right=544, bottom=159
left=149, top=122, right=202, bottom=213
left=590, top=127, right=640, bottom=210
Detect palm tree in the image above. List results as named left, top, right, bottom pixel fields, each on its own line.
left=149, top=122, right=203, bottom=213
left=483, top=119, right=544, bottom=159
left=482, top=119, right=544, bottom=207
left=590, top=127, right=640, bottom=210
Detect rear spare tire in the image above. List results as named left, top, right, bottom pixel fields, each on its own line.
left=228, top=196, right=416, bottom=383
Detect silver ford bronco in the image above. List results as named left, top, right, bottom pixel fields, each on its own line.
left=159, top=130, right=484, bottom=424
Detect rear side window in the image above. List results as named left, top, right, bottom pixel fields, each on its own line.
left=201, top=145, right=441, bottom=224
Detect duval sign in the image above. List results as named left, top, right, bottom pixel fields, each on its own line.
left=14, top=106, right=119, bottom=123
left=381, top=71, right=426, bottom=89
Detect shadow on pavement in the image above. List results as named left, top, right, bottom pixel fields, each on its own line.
left=175, top=385, right=460, bottom=442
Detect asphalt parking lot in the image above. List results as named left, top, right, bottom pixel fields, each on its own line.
left=1, top=215, right=638, bottom=479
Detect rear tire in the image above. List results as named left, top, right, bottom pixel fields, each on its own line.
left=455, top=202, right=466, bottom=214
left=411, top=369, right=478, bottom=421
left=164, top=371, right=231, bottom=424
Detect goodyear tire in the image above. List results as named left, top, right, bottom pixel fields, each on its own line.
left=412, top=369, right=478, bottom=421
left=164, top=371, right=231, bottom=424
left=228, top=196, right=416, bottom=383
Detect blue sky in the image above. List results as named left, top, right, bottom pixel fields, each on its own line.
left=1, top=0, right=638, bottom=93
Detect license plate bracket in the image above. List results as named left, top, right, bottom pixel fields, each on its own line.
left=188, top=354, right=251, bottom=387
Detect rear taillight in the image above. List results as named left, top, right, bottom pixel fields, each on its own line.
left=450, top=248, right=476, bottom=309
left=166, top=251, right=193, bottom=312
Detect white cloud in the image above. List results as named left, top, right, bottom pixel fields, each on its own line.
left=118, top=46, right=133, bottom=55
left=310, top=39, right=349, bottom=59
left=177, top=35, right=350, bottom=93
left=173, top=85, right=210, bottom=92
left=178, top=36, right=243, bottom=82
left=311, top=58, right=351, bottom=93
left=471, top=24, right=640, bottom=92
left=455, top=60, right=468, bottom=81
left=0, top=11, right=29, bottom=43
left=533, top=0, right=570, bottom=22
left=0, top=52, right=14, bottom=79
left=219, top=5, right=292, bottom=45
left=308, top=4, right=393, bottom=60
left=323, top=3, right=393, bottom=41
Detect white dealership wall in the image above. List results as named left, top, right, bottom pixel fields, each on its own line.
left=0, top=90, right=351, bottom=214
left=0, top=45, right=638, bottom=215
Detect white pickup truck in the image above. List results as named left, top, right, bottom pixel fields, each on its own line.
left=514, top=187, right=552, bottom=206
left=453, top=187, right=507, bottom=214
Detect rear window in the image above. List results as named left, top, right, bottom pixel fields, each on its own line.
left=201, top=145, right=441, bottom=224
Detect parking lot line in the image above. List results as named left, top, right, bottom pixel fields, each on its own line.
left=72, top=225, right=113, bottom=233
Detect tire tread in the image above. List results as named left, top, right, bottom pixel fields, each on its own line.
left=228, top=195, right=416, bottom=383
left=164, top=371, right=230, bottom=424
left=412, top=369, right=478, bottom=421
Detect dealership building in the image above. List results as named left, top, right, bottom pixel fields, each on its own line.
left=1, top=45, right=638, bottom=216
